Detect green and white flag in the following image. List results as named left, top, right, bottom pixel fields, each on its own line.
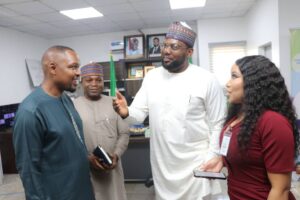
left=109, top=54, right=116, bottom=97
left=290, top=29, right=300, bottom=118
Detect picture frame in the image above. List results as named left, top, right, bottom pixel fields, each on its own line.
left=124, top=34, right=145, bottom=59
left=128, top=65, right=143, bottom=79
left=146, top=33, right=166, bottom=58
left=135, top=69, right=144, bottom=78
left=144, top=66, right=155, bottom=75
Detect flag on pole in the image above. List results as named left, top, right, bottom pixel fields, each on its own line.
left=109, top=53, right=116, bottom=97
left=188, top=56, right=193, bottom=64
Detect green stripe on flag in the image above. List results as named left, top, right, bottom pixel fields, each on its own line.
left=109, top=54, right=116, bottom=97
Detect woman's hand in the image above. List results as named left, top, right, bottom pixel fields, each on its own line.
left=198, top=156, right=223, bottom=172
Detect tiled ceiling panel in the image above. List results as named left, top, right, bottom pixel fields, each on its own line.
left=4, top=1, right=54, bottom=15
left=40, top=0, right=90, bottom=10
left=85, top=0, right=128, bottom=6
left=30, top=12, right=71, bottom=22
left=0, top=7, right=18, bottom=17
left=95, top=3, right=136, bottom=15
left=0, top=0, right=32, bottom=4
left=0, top=0, right=258, bottom=39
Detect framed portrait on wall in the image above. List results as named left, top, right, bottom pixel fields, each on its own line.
left=146, top=33, right=166, bottom=58
left=124, top=34, right=145, bottom=59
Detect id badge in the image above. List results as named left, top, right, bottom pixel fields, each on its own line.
left=220, top=128, right=232, bottom=156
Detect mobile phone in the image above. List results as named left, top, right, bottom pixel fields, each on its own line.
left=193, top=169, right=226, bottom=180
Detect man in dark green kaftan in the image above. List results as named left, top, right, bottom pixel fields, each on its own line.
left=13, top=46, right=95, bottom=200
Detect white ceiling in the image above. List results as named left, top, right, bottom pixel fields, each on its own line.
left=0, top=0, right=257, bottom=39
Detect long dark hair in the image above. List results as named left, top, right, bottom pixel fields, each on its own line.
left=225, top=55, right=299, bottom=155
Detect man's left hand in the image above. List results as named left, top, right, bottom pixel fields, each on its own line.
left=107, top=154, right=119, bottom=170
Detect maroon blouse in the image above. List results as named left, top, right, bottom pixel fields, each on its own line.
left=220, top=110, right=296, bottom=200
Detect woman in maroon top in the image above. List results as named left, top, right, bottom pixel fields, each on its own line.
left=221, top=55, right=299, bottom=200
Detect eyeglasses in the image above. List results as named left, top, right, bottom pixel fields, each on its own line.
left=162, top=43, right=188, bottom=51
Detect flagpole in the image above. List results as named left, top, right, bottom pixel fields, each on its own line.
left=188, top=57, right=192, bottom=64
left=109, top=53, right=116, bottom=97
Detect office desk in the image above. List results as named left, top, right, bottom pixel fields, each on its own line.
left=0, top=130, right=17, bottom=174
left=0, top=131, right=152, bottom=181
left=121, top=136, right=151, bottom=182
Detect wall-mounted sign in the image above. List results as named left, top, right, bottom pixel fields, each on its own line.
left=110, top=40, right=124, bottom=51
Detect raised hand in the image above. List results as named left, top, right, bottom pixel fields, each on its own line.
left=112, top=91, right=129, bottom=118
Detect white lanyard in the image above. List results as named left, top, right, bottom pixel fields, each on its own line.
left=62, top=100, right=84, bottom=145
left=220, top=126, right=232, bottom=156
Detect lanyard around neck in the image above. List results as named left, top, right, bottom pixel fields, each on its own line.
left=62, top=99, right=84, bottom=145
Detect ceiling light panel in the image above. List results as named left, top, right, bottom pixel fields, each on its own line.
left=169, top=0, right=206, bottom=10
left=60, top=7, right=103, bottom=20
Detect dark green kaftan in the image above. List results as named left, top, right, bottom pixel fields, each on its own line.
left=13, top=87, right=95, bottom=200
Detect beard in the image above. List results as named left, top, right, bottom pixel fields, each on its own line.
left=162, top=56, right=186, bottom=72
left=65, top=86, right=76, bottom=93
left=66, top=80, right=79, bottom=93
left=86, top=91, right=101, bottom=101
left=57, top=81, right=77, bottom=93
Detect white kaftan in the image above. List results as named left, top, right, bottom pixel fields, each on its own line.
left=128, top=64, right=226, bottom=200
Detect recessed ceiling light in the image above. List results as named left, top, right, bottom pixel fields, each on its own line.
left=169, top=0, right=206, bottom=10
left=60, top=7, right=103, bottom=20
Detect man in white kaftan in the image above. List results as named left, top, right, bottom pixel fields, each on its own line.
left=113, top=22, right=226, bottom=200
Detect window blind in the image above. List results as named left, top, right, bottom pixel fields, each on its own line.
left=209, top=41, right=246, bottom=86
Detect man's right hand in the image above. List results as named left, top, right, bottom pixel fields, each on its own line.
left=88, top=154, right=105, bottom=171
left=112, top=91, right=129, bottom=118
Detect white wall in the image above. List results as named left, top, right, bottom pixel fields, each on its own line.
left=197, top=17, right=247, bottom=70
left=196, top=0, right=280, bottom=68
left=245, top=0, right=300, bottom=92
left=0, top=25, right=200, bottom=106
left=3, top=0, right=297, bottom=106
left=196, top=0, right=282, bottom=86
left=49, top=26, right=199, bottom=66
left=245, top=0, right=280, bottom=66
left=278, top=0, right=300, bottom=93
left=50, top=30, right=140, bottom=64
left=0, top=27, right=49, bottom=105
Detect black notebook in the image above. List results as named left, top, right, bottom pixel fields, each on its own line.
left=93, top=145, right=112, bottom=165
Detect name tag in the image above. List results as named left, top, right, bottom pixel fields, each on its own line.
left=220, top=128, right=232, bottom=156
